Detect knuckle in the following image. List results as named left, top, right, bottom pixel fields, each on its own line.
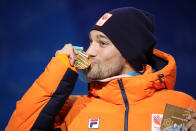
left=67, top=43, right=72, bottom=47
left=64, top=44, right=74, bottom=51
left=57, top=43, right=75, bottom=56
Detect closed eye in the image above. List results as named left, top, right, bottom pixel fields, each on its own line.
left=99, top=40, right=109, bottom=47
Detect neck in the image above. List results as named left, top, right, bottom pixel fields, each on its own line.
left=120, top=61, right=136, bottom=74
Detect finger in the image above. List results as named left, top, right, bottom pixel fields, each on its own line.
left=55, top=50, right=69, bottom=57
left=190, top=124, right=196, bottom=131
left=64, top=43, right=72, bottom=48
left=70, top=54, right=76, bottom=66
left=186, top=119, right=196, bottom=130
left=69, top=56, right=74, bottom=66
left=56, top=43, right=76, bottom=65
left=73, top=48, right=78, bottom=55
left=55, top=43, right=70, bottom=56
left=186, top=121, right=194, bottom=130
left=61, top=43, right=72, bottom=53
left=69, top=47, right=77, bottom=66
left=188, top=112, right=196, bottom=120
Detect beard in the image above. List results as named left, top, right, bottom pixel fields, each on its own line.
left=85, top=57, right=125, bottom=81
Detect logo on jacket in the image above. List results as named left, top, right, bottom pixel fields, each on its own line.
left=151, top=114, right=163, bottom=131
left=96, top=13, right=112, bottom=26
left=88, top=118, right=100, bottom=129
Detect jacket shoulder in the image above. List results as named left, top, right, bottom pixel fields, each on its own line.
left=163, top=90, right=195, bottom=100
left=154, top=89, right=196, bottom=110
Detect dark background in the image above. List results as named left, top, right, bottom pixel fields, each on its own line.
left=0, top=0, right=195, bottom=130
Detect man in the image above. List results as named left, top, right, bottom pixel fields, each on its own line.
left=6, top=7, right=196, bottom=131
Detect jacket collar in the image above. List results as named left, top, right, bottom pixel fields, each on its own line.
left=88, top=49, right=176, bottom=104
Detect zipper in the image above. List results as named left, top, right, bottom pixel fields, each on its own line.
left=118, top=79, right=129, bottom=131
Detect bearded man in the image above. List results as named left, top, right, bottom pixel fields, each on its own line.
left=6, top=7, right=196, bottom=131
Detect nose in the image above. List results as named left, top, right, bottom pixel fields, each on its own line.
left=86, top=43, right=97, bottom=57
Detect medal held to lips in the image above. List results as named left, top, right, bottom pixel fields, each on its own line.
left=74, top=50, right=90, bottom=69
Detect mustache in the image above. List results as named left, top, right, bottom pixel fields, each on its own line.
left=88, top=57, right=100, bottom=63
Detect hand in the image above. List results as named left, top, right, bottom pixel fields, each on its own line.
left=55, top=44, right=78, bottom=66
left=186, top=110, right=196, bottom=131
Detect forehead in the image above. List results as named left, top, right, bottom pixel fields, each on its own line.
left=90, top=30, right=109, bottom=40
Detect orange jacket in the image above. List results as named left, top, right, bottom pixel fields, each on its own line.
left=6, top=49, right=196, bottom=131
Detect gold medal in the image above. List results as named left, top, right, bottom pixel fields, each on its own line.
left=74, top=50, right=90, bottom=69
left=161, top=104, right=194, bottom=130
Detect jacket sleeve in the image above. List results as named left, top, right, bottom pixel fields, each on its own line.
left=6, top=54, right=78, bottom=131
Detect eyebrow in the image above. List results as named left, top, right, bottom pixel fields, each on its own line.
left=89, top=33, right=110, bottom=42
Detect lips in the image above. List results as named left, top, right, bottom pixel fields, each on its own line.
left=91, top=61, right=97, bottom=65
left=88, top=59, right=96, bottom=65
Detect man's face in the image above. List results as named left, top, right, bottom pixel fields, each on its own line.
left=85, top=30, right=125, bottom=80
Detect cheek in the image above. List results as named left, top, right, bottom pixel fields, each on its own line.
left=99, top=51, right=122, bottom=65
left=96, top=45, right=123, bottom=65
left=98, top=52, right=113, bottom=64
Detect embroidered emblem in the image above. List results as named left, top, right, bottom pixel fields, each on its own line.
left=88, top=118, right=100, bottom=129
left=151, top=114, right=163, bottom=131
left=96, top=13, right=112, bottom=26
